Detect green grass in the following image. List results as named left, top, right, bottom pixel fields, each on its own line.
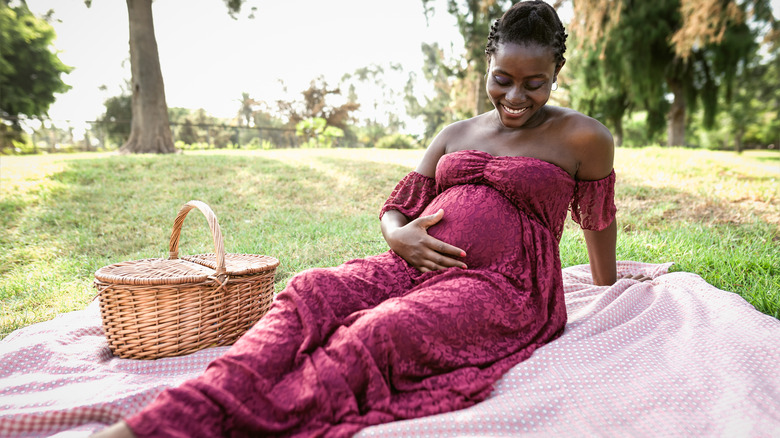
left=1, top=147, right=778, bottom=338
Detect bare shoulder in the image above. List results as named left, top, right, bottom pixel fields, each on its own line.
left=414, top=118, right=475, bottom=177
left=553, top=108, right=614, bottom=180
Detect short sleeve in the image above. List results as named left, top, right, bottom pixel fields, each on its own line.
left=379, top=171, right=437, bottom=220
left=570, top=169, right=616, bottom=231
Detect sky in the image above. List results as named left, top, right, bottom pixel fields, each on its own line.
left=17, top=0, right=780, bottom=137
left=24, top=0, right=470, bottom=135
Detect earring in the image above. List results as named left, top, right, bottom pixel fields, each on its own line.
left=551, top=82, right=559, bottom=91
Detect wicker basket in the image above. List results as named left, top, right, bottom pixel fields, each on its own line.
left=94, top=200, right=279, bottom=360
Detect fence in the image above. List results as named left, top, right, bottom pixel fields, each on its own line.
left=88, top=120, right=303, bottom=151
left=2, top=118, right=305, bottom=153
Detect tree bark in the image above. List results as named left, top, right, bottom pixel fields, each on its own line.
left=610, top=112, right=624, bottom=147
left=122, top=0, right=175, bottom=154
left=735, top=128, right=744, bottom=154
left=667, top=78, right=686, bottom=147
left=474, top=73, right=486, bottom=116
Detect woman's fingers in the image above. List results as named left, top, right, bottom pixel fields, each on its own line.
left=620, top=273, right=652, bottom=282
left=434, top=239, right=467, bottom=259
left=413, top=210, right=466, bottom=257
left=415, top=209, right=445, bottom=229
left=417, top=243, right=467, bottom=271
left=398, top=210, right=467, bottom=271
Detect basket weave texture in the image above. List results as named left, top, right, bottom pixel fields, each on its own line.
left=94, top=201, right=279, bottom=360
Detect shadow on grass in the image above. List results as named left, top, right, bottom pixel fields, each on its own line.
left=1, top=152, right=420, bottom=337
left=1, top=153, right=413, bottom=288
left=750, top=153, right=779, bottom=163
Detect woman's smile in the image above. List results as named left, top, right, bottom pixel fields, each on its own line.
left=502, top=105, right=529, bottom=116
left=486, top=41, right=560, bottom=129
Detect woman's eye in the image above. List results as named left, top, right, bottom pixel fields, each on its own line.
left=526, top=80, right=546, bottom=90
left=493, top=75, right=510, bottom=86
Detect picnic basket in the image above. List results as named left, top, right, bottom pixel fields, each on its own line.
left=93, top=200, right=279, bottom=360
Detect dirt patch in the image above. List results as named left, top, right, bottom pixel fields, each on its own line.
left=617, top=186, right=778, bottom=232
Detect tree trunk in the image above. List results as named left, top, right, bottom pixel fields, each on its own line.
left=667, top=79, right=686, bottom=147
left=611, top=114, right=624, bottom=147
left=122, top=0, right=175, bottom=154
left=735, top=128, right=744, bottom=154
left=474, top=72, right=486, bottom=116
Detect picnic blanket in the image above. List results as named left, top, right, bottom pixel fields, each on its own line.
left=2, top=261, right=779, bottom=437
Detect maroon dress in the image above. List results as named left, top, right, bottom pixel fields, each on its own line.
left=125, top=149, right=616, bottom=437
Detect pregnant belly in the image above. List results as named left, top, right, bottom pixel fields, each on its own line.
left=421, top=184, right=523, bottom=269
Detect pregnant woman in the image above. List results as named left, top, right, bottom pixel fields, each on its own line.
left=95, top=1, right=616, bottom=437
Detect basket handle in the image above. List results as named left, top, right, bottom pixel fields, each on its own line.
left=169, top=200, right=226, bottom=276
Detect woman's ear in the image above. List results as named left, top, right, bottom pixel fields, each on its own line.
left=554, top=59, right=566, bottom=80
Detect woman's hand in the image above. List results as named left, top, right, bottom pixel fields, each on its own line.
left=384, top=209, right=467, bottom=272
left=619, top=273, right=652, bottom=282
left=90, top=422, right=136, bottom=438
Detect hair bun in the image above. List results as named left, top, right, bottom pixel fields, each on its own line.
left=484, top=1, right=568, bottom=67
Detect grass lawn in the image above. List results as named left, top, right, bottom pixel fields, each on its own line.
left=1, top=147, right=778, bottom=339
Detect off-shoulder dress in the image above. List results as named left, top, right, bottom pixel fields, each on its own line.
left=125, top=149, right=616, bottom=437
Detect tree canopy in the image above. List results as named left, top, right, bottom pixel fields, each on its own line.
left=404, top=42, right=459, bottom=145
left=0, top=1, right=71, bottom=152
left=275, top=76, right=360, bottom=133
left=569, top=0, right=778, bottom=147
left=421, top=0, right=513, bottom=117
left=417, top=0, right=777, bottom=150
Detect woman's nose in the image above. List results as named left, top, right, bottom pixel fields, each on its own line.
left=505, top=86, right=525, bottom=104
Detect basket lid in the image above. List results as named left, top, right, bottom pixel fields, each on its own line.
left=94, top=258, right=216, bottom=286
left=181, top=253, right=279, bottom=276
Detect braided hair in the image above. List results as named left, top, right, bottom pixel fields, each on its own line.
left=485, top=1, right=568, bottom=69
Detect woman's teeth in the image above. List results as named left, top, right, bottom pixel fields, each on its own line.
left=503, top=105, right=528, bottom=115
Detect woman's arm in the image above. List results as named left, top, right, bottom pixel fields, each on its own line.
left=569, top=114, right=617, bottom=285
left=380, top=124, right=467, bottom=272
left=583, top=220, right=617, bottom=285
left=381, top=209, right=467, bottom=272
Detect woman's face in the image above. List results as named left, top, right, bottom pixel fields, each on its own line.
left=486, top=42, right=561, bottom=129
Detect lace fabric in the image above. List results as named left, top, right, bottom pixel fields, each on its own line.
left=379, top=171, right=437, bottom=221
left=125, top=152, right=616, bottom=438
left=570, top=170, right=617, bottom=231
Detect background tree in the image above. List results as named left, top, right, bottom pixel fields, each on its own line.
left=177, top=119, right=198, bottom=145
left=84, top=0, right=252, bottom=154
left=405, top=42, right=458, bottom=145
left=99, top=90, right=132, bottom=147
left=421, top=0, right=512, bottom=117
left=567, top=41, right=633, bottom=146
left=236, top=92, right=258, bottom=127
left=716, top=44, right=778, bottom=152
left=30, top=120, right=73, bottom=152
left=340, top=63, right=408, bottom=147
left=689, top=47, right=780, bottom=151
left=740, top=58, right=780, bottom=148
left=567, top=1, right=670, bottom=145
left=0, top=1, right=71, bottom=153
left=276, top=76, right=360, bottom=144
left=295, top=117, right=344, bottom=148
left=570, top=0, right=778, bottom=147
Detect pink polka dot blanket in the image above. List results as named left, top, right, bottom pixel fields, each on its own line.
left=1, top=262, right=778, bottom=437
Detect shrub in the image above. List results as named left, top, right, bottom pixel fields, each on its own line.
left=375, top=133, right=419, bottom=149
left=296, top=118, right=344, bottom=148
left=240, top=138, right=275, bottom=150
left=175, top=140, right=214, bottom=151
